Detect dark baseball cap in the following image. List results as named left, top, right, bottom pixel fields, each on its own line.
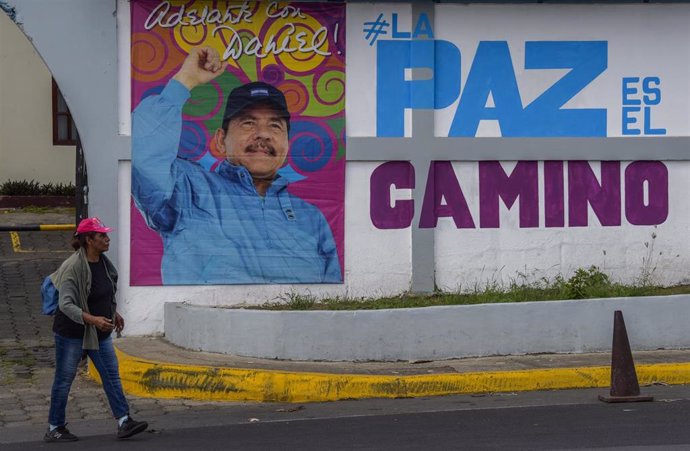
left=223, top=81, right=290, bottom=131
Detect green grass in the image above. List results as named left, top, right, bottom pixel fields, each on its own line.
left=256, top=266, right=690, bottom=311
left=17, top=206, right=75, bottom=215
left=1, top=206, right=75, bottom=215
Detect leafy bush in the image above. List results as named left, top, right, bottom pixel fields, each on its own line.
left=561, top=265, right=612, bottom=299
left=0, top=179, right=40, bottom=195
left=0, top=179, right=75, bottom=196
left=39, top=182, right=76, bottom=196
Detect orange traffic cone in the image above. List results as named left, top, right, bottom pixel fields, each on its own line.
left=599, top=310, right=653, bottom=403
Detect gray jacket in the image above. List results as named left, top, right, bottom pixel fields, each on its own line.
left=50, top=248, right=118, bottom=350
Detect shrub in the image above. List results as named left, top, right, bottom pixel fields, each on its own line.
left=0, top=179, right=40, bottom=195
left=0, top=179, right=75, bottom=196
left=40, top=182, right=76, bottom=196
left=562, top=266, right=612, bottom=299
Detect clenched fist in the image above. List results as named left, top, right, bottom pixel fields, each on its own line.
left=173, top=46, right=228, bottom=91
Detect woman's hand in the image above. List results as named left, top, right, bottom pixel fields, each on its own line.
left=83, top=313, right=115, bottom=332
left=114, top=312, right=125, bottom=334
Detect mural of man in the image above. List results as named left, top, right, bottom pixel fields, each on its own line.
left=132, top=46, right=341, bottom=285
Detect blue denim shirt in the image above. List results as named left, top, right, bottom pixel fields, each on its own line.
left=132, top=80, right=341, bottom=284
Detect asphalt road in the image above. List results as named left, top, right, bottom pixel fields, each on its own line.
left=5, top=385, right=690, bottom=450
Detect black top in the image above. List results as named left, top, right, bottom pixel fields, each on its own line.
left=53, top=258, right=114, bottom=341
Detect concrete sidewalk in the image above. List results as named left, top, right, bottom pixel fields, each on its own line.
left=110, top=336, right=690, bottom=403
left=2, top=207, right=690, bottom=430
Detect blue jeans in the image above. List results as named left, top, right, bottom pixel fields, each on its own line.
left=48, top=334, right=129, bottom=426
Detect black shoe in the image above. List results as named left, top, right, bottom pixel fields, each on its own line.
left=117, top=416, right=148, bottom=439
left=44, top=425, right=79, bottom=442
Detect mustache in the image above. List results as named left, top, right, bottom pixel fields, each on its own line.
left=245, top=142, right=277, bottom=156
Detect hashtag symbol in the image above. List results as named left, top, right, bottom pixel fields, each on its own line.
left=362, top=13, right=389, bottom=46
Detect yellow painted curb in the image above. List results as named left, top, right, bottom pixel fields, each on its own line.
left=88, top=348, right=690, bottom=403
left=40, top=224, right=75, bottom=231
left=10, top=232, right=22, bottom=253
left=8, top=230, right=73, bottom=253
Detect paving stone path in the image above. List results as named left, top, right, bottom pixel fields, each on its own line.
left=0, top=209, right=226, bottom=430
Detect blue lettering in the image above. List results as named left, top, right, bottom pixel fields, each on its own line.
left=377, top=40, right=460, bottom=137
left=522, top=41, right=607, bottom=137
left=622, top=106, right=641, bottom=135
left=375, top=39, right=608, bottom=137
left=449, top=41, right=523, bottom=137
left=622, top=77, right=641, bottom=105
left=391, top=13, right=410, bottom=39
left=644, top=106, right=666, bottom=135
left=643, top=77, right=661, bottom=105
left=413, top=13, right=433, bottom=39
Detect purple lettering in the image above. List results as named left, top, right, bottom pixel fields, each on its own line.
left=544, top=161, right=565, bottom=227
left=419, top=161, right=475, bottom=229
left=625, top=161, right=668, bottom=225
left=370, top=162, right=414, bottom=229
left=479, top=161, right=538, bottom=228
left=568, top=161, right=621, bottom=226
left=368, top=160, right=668, bottom=231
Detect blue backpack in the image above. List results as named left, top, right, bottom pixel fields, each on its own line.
left=41, top=276, right=59, bottom=315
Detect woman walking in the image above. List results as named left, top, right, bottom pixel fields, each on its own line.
left=45, top=217, right=147, bottom=442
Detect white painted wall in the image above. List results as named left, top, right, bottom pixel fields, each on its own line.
left=434, top=160, right=690, bottom=291
left=0, top=11, right=74, bottom=184
left=114, top=2, right=690, bottom=336
left=7, top=1, right=690, bottom=341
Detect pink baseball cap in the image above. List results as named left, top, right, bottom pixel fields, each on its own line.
left=76, top=217, right=113, bottom=235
